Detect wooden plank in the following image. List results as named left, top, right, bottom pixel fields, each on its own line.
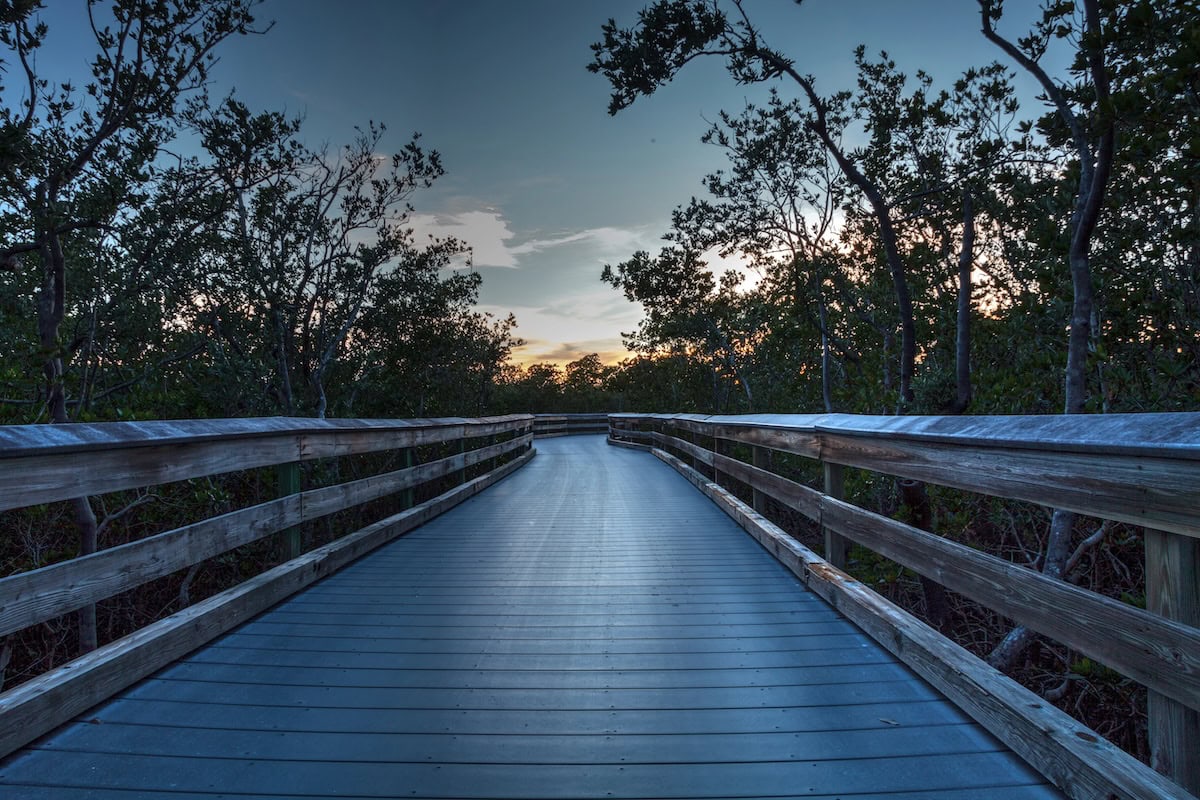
left=607, top=411, right=1200, bottom=457
left=689, top=429, right=1200, bottom=712
left=823, top=463, right=848, bottom=569
left=0, top=415, right=535, bottom=458
left=612, top=414, right=1200, bottom=538
left=817, top=432, right=1200, bottom=539
left=0, top=435, right=532, bottom=637
left=277, top=462, right=302, bottom=558
left=0, top=448, right=535, bottom=759
left=4, top=438, right=301, bottom=512
left=648, top=445, right=1192, bottom=800
left=0, top=415, right=533, bottom=511
left=751, top=445, right=767, bottom=514
left=1145, top=528, right=1200, bottom=794
left=817, top=496, right=1200, bottom=713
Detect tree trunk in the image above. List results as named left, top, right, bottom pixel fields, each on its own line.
left=272, top=307, right=294, bottom=415
left=982, top=0, right=1115, bottom=673
left=38, top=230, right=101, bottom=654
left=951, top=189, right=975, bottom=414
left=899, top=479, right=950, bottom=632
left=819, top=297, right=833, bottom=413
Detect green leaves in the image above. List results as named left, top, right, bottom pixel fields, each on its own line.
left=589, top=1, right=729, bottom=114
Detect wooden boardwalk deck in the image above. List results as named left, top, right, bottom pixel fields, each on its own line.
left=0, top=435, right=1061, bottom=799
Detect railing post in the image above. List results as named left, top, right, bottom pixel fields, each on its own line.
left=459, top=434, right=467, bottom=486
left=822, top=462, right=848, bottom=569
left=1145, top=527, right=1200, bottom=794
left=402, top=447, right=414, bottom=510
left=276, top=462, right=301, bottom=559
left=752, top=445, right=767, bottom=514
left=712, top=433, right=723, bottom=487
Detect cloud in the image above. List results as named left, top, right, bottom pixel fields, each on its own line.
left=408, top=207, right=657, bottom=269
left=511, top=338, right=629, bottom=367
left=409, top=209, right=519, bottom=267
left=479, top=296, right=640, bottom=367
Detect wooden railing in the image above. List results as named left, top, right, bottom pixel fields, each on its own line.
left=0, top=414, right=535, bottom=757
left=608, top=412, right=1200, bottom=800
left=531, top=412, right=610, bottom=437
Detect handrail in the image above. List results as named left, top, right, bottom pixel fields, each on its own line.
left=608, top=411, right=1200, bottom=800
left=610, top=412, right=1200, bottom=536
left=0, top=414, right=534, bottom=512
left=0, top=414, right=536, bottom=757
left=531, top=412, right=610, bottom=437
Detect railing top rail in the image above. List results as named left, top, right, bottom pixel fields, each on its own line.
left=0, top=414, right=534, bottom=459
left=609, top=411, right=1200, bottom=460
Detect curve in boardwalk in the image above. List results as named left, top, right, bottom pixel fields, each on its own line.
left=0, top=435, right=1060, bottom=799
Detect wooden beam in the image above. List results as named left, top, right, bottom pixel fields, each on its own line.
left=1146, top=528, right=1200, bottom=794
left=277, top=461, right=302, bottom=559
left=0, top=435, right=532, bottom=637
left=610, top=413, right=1200, bottom=538
left=0, top=415, right=533, bottom=512
left=751, top=445, right=767, bottom=514
left=647, top=429, right=1200, bottom=713
left=816, top=495, right=1200, bottom=713
left=823, top=462, right=847, bottom=569
left=650, top=445, right=1192, bottom=800
left=0, top=448, right=535, bottom=759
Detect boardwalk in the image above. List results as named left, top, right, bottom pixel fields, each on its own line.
left=1, top=435, right=1060, bottom=799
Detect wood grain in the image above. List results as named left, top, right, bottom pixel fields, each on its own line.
left=0, top=415, right=533, bottom=512
left=0, top=448, right=535, bottom=759
left=649, top=445, right=1192, bottom=800
left=1146, top=528, right=1200, bottom=793
left=611, top=413, right=1200, bottom=538
left=817, top=496, right=1200, bottom=713
left=0, top=434, right=533, bottom=637
left=654, top=428, right=1200, bottom=710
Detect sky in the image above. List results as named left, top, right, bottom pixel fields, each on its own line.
left=36, top=0, right=1063, bottom=367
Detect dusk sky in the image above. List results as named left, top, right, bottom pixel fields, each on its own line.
left=42, top=0, right=1063, bottom=366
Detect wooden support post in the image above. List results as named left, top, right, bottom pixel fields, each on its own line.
left=1145, top=527, right=1200, bottom=794
left=402, top=448, right=415, bottom=510
left=276, top=462, right=301, bottom=559
left=822, top=462, right=848, bottom=569
left=752, top=446, right=767, bottom=514
left=713, top=436, right=724, bottom=488
left=459, top=437, right=467, bottom=486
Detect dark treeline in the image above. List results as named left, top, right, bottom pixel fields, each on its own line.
left=585, top=0, right=1197, bottom=421
left=0, top=0, right=525, bottom=425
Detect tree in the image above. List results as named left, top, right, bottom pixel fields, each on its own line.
left=347, top=254, right=520, bottom=419
left=591, top=0, right=924, bottom=408
left=602, top=245, right=762, bottom=412
left=0, top=0, right=258, bottom=653
left=678, top=90, right=850, bottom=411
left=978, top=0, right=1117, bottom=670
left=190, top=99, right=446, bottom=417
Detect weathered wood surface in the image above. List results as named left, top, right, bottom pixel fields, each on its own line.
left=1146, top=528, right=1200, bottom=791
left=650, top=445, right=1190, bottom=800
left=532, top=413, right=610, bottom=437
left=823, top=462, right=848, bottom=569
left=0, top=434, right=532, bottom=637
left=611, top=412, right=1200, bottom=537
left=0, top=448, right=534, bottom=760
left=647, top=430, right=1200, bottom=714
left=0, top=414, right=533, bottom=511
left=0, top=436, right=1058, bottom=799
